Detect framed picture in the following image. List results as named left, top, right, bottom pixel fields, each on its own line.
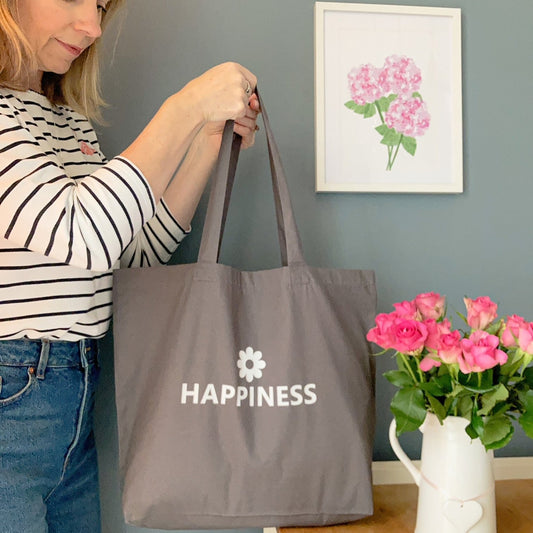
left=315, top=2, right=462, bottom=193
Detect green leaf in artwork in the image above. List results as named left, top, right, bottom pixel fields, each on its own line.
left=390, top=387, right=427, bottom=435
left=412, top=91, right=423, bottom=101
left=377, top=94, right=398, bottom=113
left=363, top=103, right=376, bottom=118
left=344, top=100, right=376, bottom=118
left=344, top=100, right=366, bottom=114
left=401, top=136, right=417, bottom=156
left=375, top=124, right=390, bottom=136
left=381, top=128, right=402, bottom=146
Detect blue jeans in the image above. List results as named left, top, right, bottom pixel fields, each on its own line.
left=0, top=338, right=101, bottom=533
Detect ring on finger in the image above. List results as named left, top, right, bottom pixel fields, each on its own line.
left=245, top=81, right=252, bottom=96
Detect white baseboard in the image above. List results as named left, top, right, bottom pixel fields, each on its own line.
left=372, top=456, right=533, bottom=485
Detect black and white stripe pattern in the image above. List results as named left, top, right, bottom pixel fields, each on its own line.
left=0, top=89, right=188, bottom=341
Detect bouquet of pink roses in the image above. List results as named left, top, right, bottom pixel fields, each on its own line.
left=367, top=293, right=533, bottom=450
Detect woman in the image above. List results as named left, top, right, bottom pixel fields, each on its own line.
left=0, top=1, right=259, bottom=531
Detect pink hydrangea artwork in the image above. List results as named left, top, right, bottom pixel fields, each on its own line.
left=346, top=55, right=430, bottom=171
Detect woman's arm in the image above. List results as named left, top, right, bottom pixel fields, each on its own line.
left=120, top=62, right=257, bottom=204
left=0, top=63, right=257, bottom=271
left=161, top=93, right=260, bottom=230
left=118, top=93, right=260, bottom=269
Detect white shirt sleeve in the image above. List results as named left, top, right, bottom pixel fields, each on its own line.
left=0, top=109, right=156, bottom=271
left=120, top=198, right=190, bottom=268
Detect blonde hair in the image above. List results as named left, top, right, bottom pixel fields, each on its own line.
left=0, top=0, right=126, bottom=122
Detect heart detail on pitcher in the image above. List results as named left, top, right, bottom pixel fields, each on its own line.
left=443, top=500, right=483, bottom=533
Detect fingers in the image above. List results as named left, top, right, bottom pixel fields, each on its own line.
left=247, top=93, right=261, bottom=112
left=241, top=101, right=260, bottom=123
left=234, top=109, right=260, bottom=149
left=186, top=62, right=258, bottom=124
left=189, top=62, right=259, bottom=149
left=236, top=92, right=259, bottom=123
left=234, top=126, right=256, bottom=149
left=235, top=117, right=256, bottom=134
left=236, top=65, right=258, bottom=118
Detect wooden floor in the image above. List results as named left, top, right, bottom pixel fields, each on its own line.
left=280, top=479, right=533, bottom=533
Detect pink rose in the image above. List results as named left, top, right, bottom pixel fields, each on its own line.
left=348, top=64, right=385, bottom=105
left=421, top=323, right=461, bottom=369
left=367, top=312, right=398, bottom=350
left=518, top=322, right=533, bottom=354
left=415, top=292, right=446, bottom=320
left=501, top=315, right=526, bottom=347
left=437, top=330, right=462, bottom=364
left=384, top=96, right=431, bottom=137
left=464, top=296, right=498, bottom=330
left=390, top=318, right=428, bottom=354
left=459, top=330, right=507, bottom=374
left=424, top=318, right=452, bottom=351
left=420, top=356, right=441, bottom=371
left=393, top=300, right=419, bottom=319
left=379, top=55, right=422, bottom=96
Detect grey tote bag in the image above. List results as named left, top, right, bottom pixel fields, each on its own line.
left=112, top=93, right=377, bottom=529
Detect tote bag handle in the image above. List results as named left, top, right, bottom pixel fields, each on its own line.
left=197, top=89, right=305, bottom=266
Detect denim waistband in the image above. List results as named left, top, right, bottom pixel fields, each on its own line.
left=0, top=338, right=98, bottom=368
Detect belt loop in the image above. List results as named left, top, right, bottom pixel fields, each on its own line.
left=79, top=339, right=89, bottom=369
left=36, top=339, right=50, bottom=380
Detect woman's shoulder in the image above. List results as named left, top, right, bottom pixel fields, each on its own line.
left=0, top=87, right=52, bottom=110
left=0, top=87, right=56, bottom=124
left=0, top=87, right=93, bottom=128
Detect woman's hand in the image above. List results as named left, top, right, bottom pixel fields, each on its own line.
left=160, top=92, right=259, bottom=230
left=121, top=62, right=258, bottom=207
left=182, top=62, right=258, bottom=125
left=202, top=93, right=261, bottom=152
left=235, top=92, right=261, bottom=149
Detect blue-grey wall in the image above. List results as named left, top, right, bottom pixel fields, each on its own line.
left=94, top=1, right=533, bottom=531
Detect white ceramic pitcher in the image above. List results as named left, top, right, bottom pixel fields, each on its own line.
left=389, top=413, right=496, bottom=533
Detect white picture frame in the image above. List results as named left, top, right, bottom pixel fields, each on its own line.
left=315, top=2, right=463, bottom=193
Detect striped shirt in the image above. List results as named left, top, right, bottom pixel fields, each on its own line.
left=0, top=88, right=188, bottom=341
